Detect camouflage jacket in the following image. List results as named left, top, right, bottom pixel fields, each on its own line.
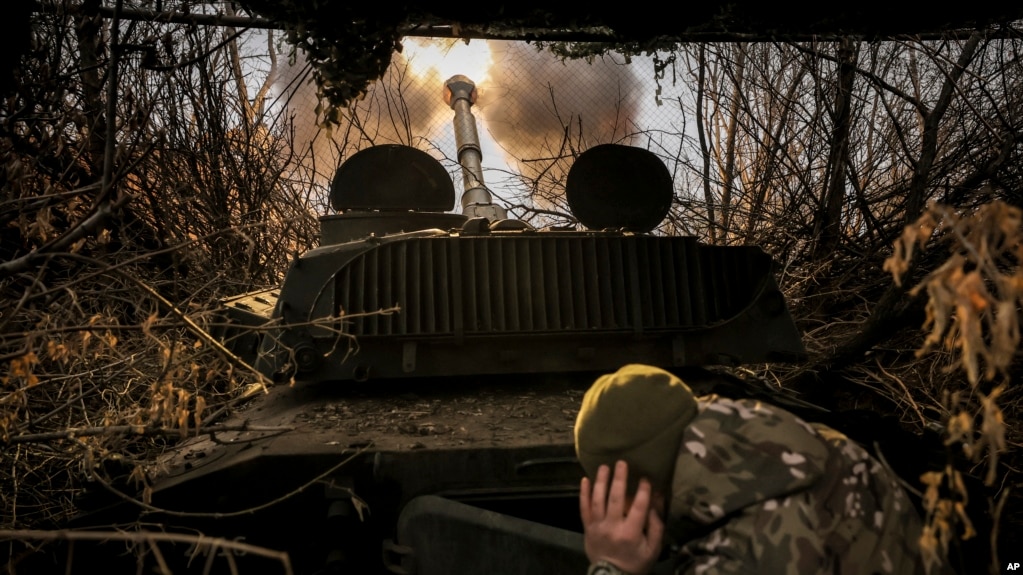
left=664, top=395, right=941, bottom=575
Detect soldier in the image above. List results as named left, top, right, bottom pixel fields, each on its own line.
left=575, top=364, right=943, bottom=575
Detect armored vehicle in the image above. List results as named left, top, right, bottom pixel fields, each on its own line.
left=127, top=75, right=805, bottom=574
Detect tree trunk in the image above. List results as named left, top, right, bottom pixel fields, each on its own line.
left=718, top=44, right=745, bottom=241
left=694, top=45, right=718, bottom=244
left=902, top=33, right=982, bottom=225
left=74, top=0, right=106, bottom=181
left=812, top=38, right=858, bottom=260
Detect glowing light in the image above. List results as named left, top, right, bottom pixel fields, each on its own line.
left=396, top=37, right=520, bottom=204
left=403, top=38, right=493, bottom=86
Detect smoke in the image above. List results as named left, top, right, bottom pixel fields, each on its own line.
left=267, top=50, right=444, bottom=185
left=479, top=41, right=642, bottom=173
left=268, top=39, right=644, bottom=214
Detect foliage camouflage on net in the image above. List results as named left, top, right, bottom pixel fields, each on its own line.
left=239, top=0, right=408, bottom=124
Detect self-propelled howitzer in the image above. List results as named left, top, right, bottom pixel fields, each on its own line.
left=143, top=74, right=806, bottom=574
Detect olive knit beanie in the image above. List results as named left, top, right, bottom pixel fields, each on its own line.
left=575, top=364, right=698, bottom=494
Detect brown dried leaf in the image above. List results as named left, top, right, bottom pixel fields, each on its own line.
left=141, top=312, right=159, bottom=338
left=944, top=412, right=972, bottom=449
left=46, top=339, right=69, bottom=363
left=990, top=301, right=1020, bottom=374
left=977, top=387, right=1007, bottom=485
left=193, top=395, right=206, bottom=429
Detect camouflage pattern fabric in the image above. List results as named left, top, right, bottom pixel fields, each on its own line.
left=665, top=395, right=948, bottom=575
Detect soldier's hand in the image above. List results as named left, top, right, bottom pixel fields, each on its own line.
left=580, top=460, right=664, bottom=575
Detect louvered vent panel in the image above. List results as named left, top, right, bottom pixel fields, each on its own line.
left=335, top=236, right=766, bottom=337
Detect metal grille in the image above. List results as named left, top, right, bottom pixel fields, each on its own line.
left=336, top=236, right=768, bottom=337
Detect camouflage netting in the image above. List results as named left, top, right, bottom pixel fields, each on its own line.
left=238, top=0, right=1023, bottom=121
